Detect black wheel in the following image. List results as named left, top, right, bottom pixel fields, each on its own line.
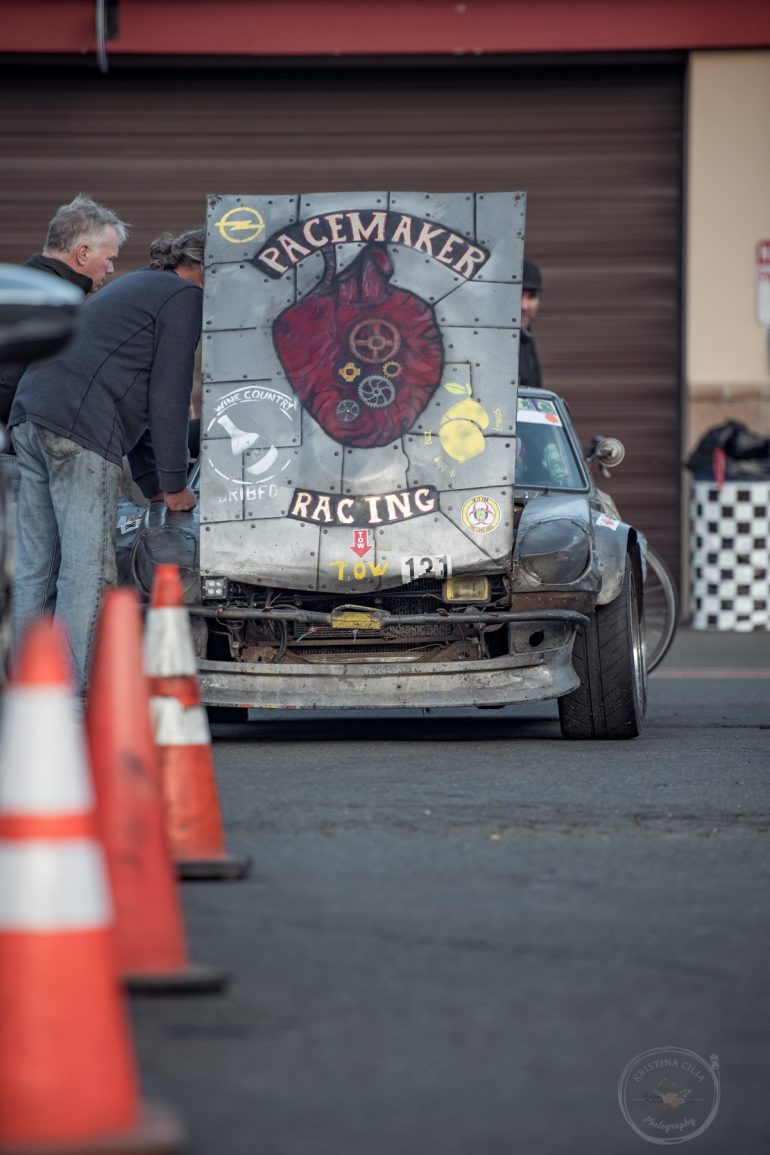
left=559, top=554, right=647, bottom=739
left=643, top=544, right=679, bottom=673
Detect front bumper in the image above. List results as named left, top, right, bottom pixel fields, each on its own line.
left=192, top=609, right=587, bottom=711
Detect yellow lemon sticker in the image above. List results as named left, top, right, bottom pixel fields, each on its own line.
left=438, top=399, right=490, bottom=463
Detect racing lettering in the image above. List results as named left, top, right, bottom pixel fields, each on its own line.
left=288, top=485, right=438, bottom=527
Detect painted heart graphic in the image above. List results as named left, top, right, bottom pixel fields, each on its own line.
left=273, top=244, right=444, bottom=447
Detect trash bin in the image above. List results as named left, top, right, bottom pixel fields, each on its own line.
left=689, top=480, right=770, bottom=631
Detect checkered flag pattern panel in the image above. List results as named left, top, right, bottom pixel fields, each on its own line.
left=690, top=481, right=770, bottom=631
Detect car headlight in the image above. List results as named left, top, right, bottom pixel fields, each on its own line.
left=516, top=519, right=590, bottom=584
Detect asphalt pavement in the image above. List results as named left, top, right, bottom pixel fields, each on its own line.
left=130, top=627, right=770, bottom=1155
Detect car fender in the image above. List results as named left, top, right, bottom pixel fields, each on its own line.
left=593, top=513, right=639, bottom=605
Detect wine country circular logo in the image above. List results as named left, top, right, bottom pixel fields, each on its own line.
left=618, top=1047, right=720, bottom=1145
left=204, top=385, right=297, bottom=487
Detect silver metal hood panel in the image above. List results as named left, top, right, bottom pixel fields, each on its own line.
left=201, top=191, right=525, bottom=591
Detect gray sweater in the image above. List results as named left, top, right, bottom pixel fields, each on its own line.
left=10, top=267, right=202, bottom=496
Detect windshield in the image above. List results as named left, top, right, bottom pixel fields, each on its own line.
left=515, top=396, right=587, bottom=489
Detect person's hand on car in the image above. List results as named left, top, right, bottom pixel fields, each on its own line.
left=164, top=486, right=197, bottom=511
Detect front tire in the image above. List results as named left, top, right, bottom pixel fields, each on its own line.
left=558, top=554, right=646, bottom=739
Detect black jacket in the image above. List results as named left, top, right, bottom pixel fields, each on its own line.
left=10, top=267, right=202, bottom=496
left=0, top=253, right=92, bottom=429
left=519, top=327, right=542, bottom=389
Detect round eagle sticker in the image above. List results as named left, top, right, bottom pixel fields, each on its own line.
left=461, top=495, right=501, bottom=533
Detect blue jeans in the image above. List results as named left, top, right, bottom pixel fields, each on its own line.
left=11, top=422, right=121, bottom=696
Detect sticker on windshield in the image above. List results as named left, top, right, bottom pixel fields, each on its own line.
left=517, top=397, right=562, bottom=426
left=401, top=555, right=452, bottom=583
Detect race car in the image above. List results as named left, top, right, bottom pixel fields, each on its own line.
left=118, top=386, right=647, bottom=739
left=117, top=190, right=647, bottom=739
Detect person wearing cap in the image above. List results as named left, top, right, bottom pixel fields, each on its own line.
left=519, top=257, right=543, bottom=389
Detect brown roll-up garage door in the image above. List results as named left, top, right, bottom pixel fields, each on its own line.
left=0, top=60, right=683, bottom=575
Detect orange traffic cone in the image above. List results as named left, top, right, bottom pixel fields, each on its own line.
left=144, top=565, right=250, bottom=881
left=0, top=617, right=184, bottom=1153
left=87, top=588, right=227, bottom=995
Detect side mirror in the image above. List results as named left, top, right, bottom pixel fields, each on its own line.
left=593, top=436, right=625, bottom=468
left=0, top=264, right=83, bottom=363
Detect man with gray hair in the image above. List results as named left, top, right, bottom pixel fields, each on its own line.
left=9, top=227, right=203, bottom=700
left=0, top=193, right=128, bottom=426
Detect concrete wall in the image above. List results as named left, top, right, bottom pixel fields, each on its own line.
left=686, top=50, right=770, bottom=451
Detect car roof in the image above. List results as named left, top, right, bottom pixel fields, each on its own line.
left=518, top=386, right=562, bottom=403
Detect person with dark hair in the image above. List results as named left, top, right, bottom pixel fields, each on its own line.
left=0, top=194, right=129, bottom=427
left=8, top=227, right=204, bottom=698
left=518, top=257, right=543, bottom=388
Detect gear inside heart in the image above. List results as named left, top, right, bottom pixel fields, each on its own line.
left=273, top=244, right=444, bottom=447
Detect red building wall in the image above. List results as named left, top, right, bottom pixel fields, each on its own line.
left=2, top=0, right=769, bottom=58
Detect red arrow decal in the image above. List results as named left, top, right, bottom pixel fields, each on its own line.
left=350, top=529, right=372, bottom=558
